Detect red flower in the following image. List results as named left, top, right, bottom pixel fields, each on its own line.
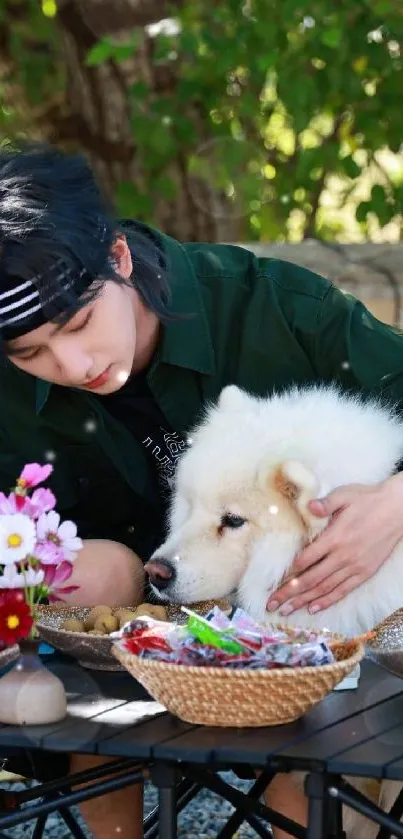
left=0, top=589, right=33, bottom=646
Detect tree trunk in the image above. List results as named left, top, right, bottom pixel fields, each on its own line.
left=44, top=0, right=244, bottom=241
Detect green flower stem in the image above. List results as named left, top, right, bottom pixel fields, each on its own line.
left=22, top=556, right=38, bottom=640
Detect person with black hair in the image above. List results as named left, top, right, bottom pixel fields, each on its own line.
left=2, top=141, right=403, bottom=838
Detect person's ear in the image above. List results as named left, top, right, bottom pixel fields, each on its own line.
left=111, top=236, right=133, bottom=280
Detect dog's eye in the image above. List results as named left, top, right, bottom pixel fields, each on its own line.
left=220, top=513, right=246, bottom=530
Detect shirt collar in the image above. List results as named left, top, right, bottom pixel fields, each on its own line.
left=36, top=377, right=52, bottom=413
left=35, top=225, right=215, bottom=415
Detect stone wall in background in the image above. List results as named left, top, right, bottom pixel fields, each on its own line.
left=238, top=241, right=403, bottom=328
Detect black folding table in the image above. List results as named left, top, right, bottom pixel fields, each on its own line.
left=2, top=652, right=403, bottom=838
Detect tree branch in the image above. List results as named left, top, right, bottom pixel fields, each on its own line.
left=371, top=151, right=395, bottom=195
left=58, top=0, right=186, bottom=36
left=302, top=113, right=345, bottom=239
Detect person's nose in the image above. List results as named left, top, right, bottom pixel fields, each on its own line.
left=53, top=344, right=93, bottom=385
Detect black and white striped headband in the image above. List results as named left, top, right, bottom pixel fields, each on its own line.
left=0, top=264, right=95, bottom=340
left=0, top=222, right=110, bottom=341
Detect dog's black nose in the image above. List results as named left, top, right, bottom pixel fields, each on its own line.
left=144, top=558, right=176, bottom=591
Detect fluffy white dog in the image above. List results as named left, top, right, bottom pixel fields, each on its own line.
left=146, top=384, right=403, bottom=838
left=149, top=384, right=403, bottom=634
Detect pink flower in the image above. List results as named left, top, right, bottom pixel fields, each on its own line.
left=42, top=561, right=79, bottom=602
left=0, top=462, right=82, bottom=608
left=0, top=488, right=56, bottom=520
left=35, top=541, right=64, bottom=565
left=0, top=492, right=35, bottom=517
left=42, top=561, right=73, bottom=588
left=36, top=511, right=83, bottom=561
left=30, top=488, right=56, bottom=517
left=18, top=463, right=53, bottom=490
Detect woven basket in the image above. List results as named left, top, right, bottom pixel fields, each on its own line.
left=367, top=607, right=403, bottom=678
left=372, top=607, right=403, bottom=642
left=112, top=637, right=364, bottom=727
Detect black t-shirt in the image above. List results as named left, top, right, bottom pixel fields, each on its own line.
left=98, top=371, right=188, bottom=520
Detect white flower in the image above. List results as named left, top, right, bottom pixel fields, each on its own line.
left=0, top=563, right=45, bottom=588
left=0, top=514, right=36, bottom=565
left=36, top=510, right=83, bottom=561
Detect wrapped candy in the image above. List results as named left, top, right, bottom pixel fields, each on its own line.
left=114, top=606, right=337, bottom=670
left=121, top=620, right=172, bottom=656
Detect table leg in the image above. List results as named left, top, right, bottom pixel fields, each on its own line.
left=150, top=765, right=179, bottom=839
left=305, top=772, right=326, bottom=839
left=31, top=816, right=48, bottom=839
left=158, top=787, right=177, bottom=839
left=216, top=768, right=275, bottom=839
left=325, top=790, right=346, bottom=839
left=328, top=781, right=403, bottom=839
left=377, top=786, right=403, bottom=839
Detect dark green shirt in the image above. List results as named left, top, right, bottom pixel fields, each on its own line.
left=1, top=225, right=403, bottom=559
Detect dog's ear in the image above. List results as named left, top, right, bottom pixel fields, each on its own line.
left=273, top=460, right=328, bottom=538
left=218, top=385, right=249, bottom=412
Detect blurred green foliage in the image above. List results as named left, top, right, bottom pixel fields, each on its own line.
left=1, top=0, right=402, bottom=241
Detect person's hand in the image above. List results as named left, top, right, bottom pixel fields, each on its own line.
left=266, top=473, right=403, bottom=617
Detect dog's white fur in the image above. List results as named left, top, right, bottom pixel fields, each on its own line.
left=152, top=384, right=403, bottom=838
left=154, top=384, right=403, bottom=633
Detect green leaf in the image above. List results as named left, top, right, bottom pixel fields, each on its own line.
left=154, top=175, right=177, bottom=200
left=112, top=43, right=137, bottom=62
left=340, top=155, right=362, bottom=179
left=355, top=201, right=371, bottom=223
left=321, top=27, right=343, bottom=49
left=86, top=39, right=113, bottom=67
left=130, top=81, right=149, bottom=100
left=86, top=32, right=141, bottom=66
left=393, top=186, right=403, bottom=213
left=148, top=124, right=176, bottom=156
left=373, top=0, right=394, bottom=14
left=369, top=184, right=394, bottom=226
left=111, top=32, right=142, bottom=63
left=173, top=114, right=196, bottom=144
left=371, top=184, right=387, bottom=204
left=115, top=181, right=152, bottom=217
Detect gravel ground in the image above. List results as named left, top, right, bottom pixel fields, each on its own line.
left=1, top=773, right=269, bottom=838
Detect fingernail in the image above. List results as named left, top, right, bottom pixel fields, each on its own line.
left=309, top=604, right=321, bottom=614
left=267, top=600, right=279, bottom=612
left=279, top=603, right=294, bottom=616
left=310, top=500, right=325, bottom=512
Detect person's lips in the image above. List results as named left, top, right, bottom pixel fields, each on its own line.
left=83, top=367, right=111, bottom=389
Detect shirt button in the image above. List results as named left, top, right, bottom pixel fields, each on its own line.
left=127, top=525, right=135, bottom=533
left=78, top=476, right=90, bottom=491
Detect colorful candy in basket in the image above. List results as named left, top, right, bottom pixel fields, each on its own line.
left=113, top=605, right=340, bottom=669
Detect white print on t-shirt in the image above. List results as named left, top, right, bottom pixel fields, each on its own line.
left=142, top=428, right=187, bottom=488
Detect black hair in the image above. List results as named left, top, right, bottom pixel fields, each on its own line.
left=0, top=140, right=171, bottom=348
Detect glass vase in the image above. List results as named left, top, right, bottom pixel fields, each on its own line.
left=0, top=638, right=67, bottom=725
